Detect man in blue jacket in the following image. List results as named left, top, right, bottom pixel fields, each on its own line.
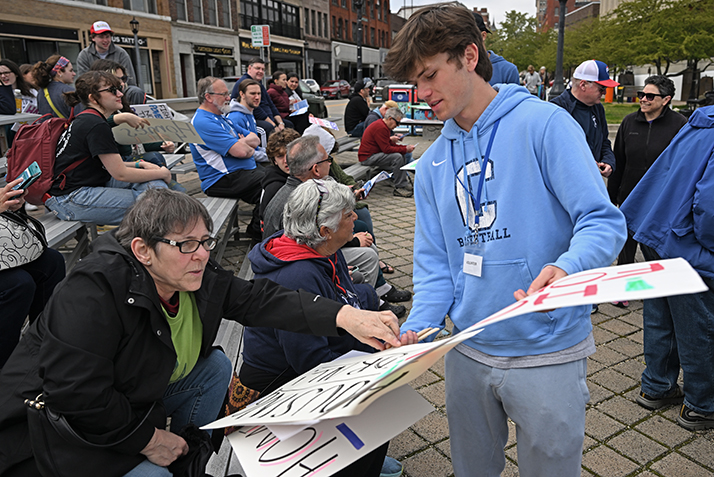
left=473, top=12, right=519, bottom=86
left=621, top=106, right=714, bottom=431
left=385, top=5, right=626, bottom=476
left=230, top=57, right=292, bottom=137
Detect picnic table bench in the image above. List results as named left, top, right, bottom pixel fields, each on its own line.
left=206, top=247, right=255, bottom=477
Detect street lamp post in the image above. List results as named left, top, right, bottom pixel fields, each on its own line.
left=353, top=0, right=363, bottom=82
left=548, top=0, right=567, bottom=100
left=130, top=17, right=143, bottom=89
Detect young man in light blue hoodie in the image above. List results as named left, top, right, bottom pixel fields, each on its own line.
left=386, top=5, right=626, bottom=476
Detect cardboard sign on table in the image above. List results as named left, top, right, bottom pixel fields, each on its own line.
left=205, top=258, right=706, bottom=476
left=113, top=118, right=204, bottom=145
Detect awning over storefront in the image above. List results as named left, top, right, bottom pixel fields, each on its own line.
left=211, top=54, right=237, bottom=66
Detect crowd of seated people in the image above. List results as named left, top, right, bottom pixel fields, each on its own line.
left=0, top=72, right=414, bottom=477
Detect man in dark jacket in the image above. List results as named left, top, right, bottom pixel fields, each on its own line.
left=344, top=78, right=372, bottom=137
left=607, top=75, right=687, bottom=270
left=76, top=21, right=137, bottom=86
left=230, top=58, right=291, bottom=137
left=551, top=59, right=619, bottom=178
left=621, top=106, right=714, bottom=431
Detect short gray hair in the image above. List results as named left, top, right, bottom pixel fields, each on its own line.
left=116, top=189, right=213, bottom=251
left=384, top=107, right=404, bottom=121
left=197, top=76, right=221, bottom=105
left=283, top=178, right=355, bottom=249
left=286, top=135, right=322, bottom=179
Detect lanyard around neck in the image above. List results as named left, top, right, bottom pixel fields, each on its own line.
left=451, top=119, right=501, bottom=227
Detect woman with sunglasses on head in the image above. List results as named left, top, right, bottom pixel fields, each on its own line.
left=31, top=55, right=81, bottom=119
left=607, top=75, right=687, bottom=291
left=43, top=71, right=171, bottom=226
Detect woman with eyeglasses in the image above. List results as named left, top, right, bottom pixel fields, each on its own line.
left=0, top=188, right=404, bottom=477
left=42, top=71, right=171, bottom=225
left=240, top=177, right=404, bottom=477
left=607, top=75, right=687, bottom=293
left=31, top=54, right=81, bottom=119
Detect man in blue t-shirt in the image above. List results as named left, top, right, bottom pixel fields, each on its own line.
left=191, top=76, right=264, bottom=241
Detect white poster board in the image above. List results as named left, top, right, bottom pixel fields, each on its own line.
left=309, top=117, right=339, bottom=131
left=205, top=258, right=706, bottom=476
left=113, top=118, right=204, bottom=145
left=130, top=103, right=174, bottom=120
left=227, top=384, right=432, bottom=477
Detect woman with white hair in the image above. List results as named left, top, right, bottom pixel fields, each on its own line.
left=240, top=177, right=402, bottom=477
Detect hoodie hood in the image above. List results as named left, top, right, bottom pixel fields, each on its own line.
left=488, top=50, right=507, bottom=64
left=441, top=84, right=535, bottom=140
left=249, top=233, right=353, bottom=296
left=249, top=233, right=329, bottom=274
left=229, top=99, right=252, bottom=114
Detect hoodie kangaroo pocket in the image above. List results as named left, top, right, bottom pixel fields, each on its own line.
left=456, top=258, right=557, bottom=344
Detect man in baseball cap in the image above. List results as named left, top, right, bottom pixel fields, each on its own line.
left=551, top=59, right=618, bottom=179
left=551, top=58, right=619, bottom=314
left=76, top=21, right=138, bottom=86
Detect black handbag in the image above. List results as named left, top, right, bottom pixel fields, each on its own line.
left=0, top=210, right=47, bottom=270
left=25, top=394, right=155, bottom=477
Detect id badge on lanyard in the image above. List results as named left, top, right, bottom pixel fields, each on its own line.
left=456, top=120, right=500, bottom=278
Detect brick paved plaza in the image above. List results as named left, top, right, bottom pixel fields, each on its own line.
left=175, top=130, right=714, bottom=477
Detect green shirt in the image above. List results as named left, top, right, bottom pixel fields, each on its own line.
left=163, top=291, right=203, bottom=383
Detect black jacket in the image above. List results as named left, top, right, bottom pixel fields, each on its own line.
left=551, top=89, right=616, bottom=170
left=0, top=232, right=343, bottom=476
left=607, top=106, right=687, bottom=205
left=344, top=95, right=370, bottom=133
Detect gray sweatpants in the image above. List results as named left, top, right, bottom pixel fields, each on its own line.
left=445, top=349, right=589, bottom=477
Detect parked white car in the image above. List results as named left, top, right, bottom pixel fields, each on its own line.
left=303, top=78, right=320, bottom=94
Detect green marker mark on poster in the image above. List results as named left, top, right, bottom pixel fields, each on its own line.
left=626, top=277, right=654, bottom=292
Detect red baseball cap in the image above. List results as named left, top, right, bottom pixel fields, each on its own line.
left=90, top=21, right=113, bottom=35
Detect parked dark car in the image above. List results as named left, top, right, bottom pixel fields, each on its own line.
left=320, top=79, right=350, bottom=99
left=222, top=76, right=327, bottom=119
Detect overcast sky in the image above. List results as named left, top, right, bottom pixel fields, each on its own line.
left=390, top=0, right=537, bottom=27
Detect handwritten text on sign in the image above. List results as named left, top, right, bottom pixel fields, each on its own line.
left=113, top=118, right=204, bottom=145
left=227, top=384, right=432, bottom=477
left=205, top=259, right=705, bottom=431
left=467, top=258, right=706, bottom=332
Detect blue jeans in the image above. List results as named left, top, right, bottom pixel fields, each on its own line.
left=123, top=349, right=233, bottom=476
left=640, top=245, right=714, bottom=414
left=348, top=121, right=365, bottom=138
left=445, top=349, right=589, bottom=477
left=45, top=177, right=168, bottom=226
left=0, top=248, right=65, bottom=367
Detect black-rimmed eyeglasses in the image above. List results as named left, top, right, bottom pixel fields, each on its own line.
left=314, top=156, right=333, bottom=166
left=153, top=236, right=217, bottom=254
left=637, top=91, right=666, bottom=101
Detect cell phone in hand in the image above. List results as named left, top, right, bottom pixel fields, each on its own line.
left=12, top=161, right=42, bottom=191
